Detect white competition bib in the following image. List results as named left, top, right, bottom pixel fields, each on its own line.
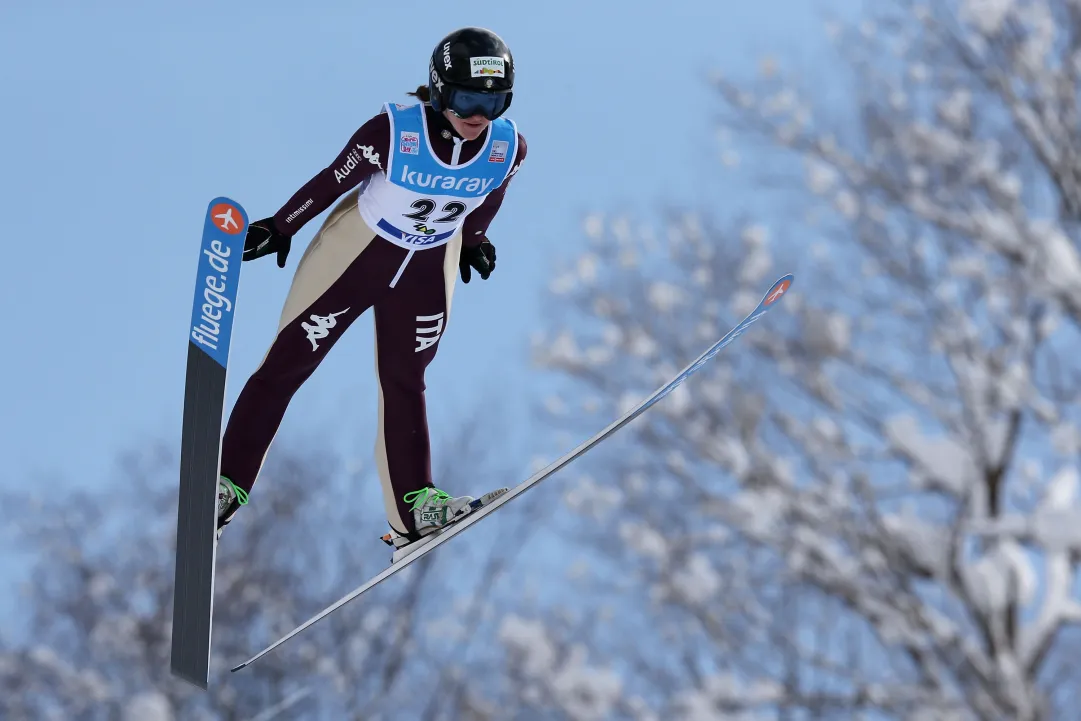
left=356, top=102, right=517, bottom=250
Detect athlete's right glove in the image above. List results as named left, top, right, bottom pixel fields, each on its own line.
left=243, top=216, right=292, bottom=268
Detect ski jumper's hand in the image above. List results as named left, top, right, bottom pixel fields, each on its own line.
left=460, top=238, right=496, bottom=283
left=243, top=217, right=292, bottom=268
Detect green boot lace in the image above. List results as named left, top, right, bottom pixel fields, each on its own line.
left=221, top=476, right=249, bottom=506
left=403, top=487, right=451, bottom=510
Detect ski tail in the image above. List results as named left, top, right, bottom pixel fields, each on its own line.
left=230, top=274, right=794, bottom=673
left=170, top=198, right=249, bottom=689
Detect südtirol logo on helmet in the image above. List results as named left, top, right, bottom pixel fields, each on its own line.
left=470, top=57, right=505, bottom=77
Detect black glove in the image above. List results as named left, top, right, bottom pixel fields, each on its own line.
left=460, top=238, right=496, bottom=283
left=243, top=216, right=292, bottom=268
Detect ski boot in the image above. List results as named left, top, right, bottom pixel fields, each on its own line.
left=381, top=485, right=508, bottom=564
left=216, top=476, right=248, bottom=540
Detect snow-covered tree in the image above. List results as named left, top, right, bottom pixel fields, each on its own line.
left=528, top=1, right=1081, bottom=719
left=0, top=425, right=524, bottom=720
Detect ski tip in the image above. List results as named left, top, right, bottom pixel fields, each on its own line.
left=230, top=662, right=247, bottom=673
left=204, top=197, right=250, bottom=235
left=760, top=274, right=794, bottom=309
left=206, top=195, right=247, bottom=212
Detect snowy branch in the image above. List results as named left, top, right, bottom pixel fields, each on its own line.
left=531, top=1, right=1081, bottom=719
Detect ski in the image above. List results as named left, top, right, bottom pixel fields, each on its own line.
left=231, top=273, right=795, bottom=673
left=170, top=197, right=249, bottom=689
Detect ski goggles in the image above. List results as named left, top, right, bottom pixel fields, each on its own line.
left=445, top=87, right=512, bottom=121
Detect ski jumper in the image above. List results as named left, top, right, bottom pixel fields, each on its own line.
left=219, top=102, right=526, bottom=535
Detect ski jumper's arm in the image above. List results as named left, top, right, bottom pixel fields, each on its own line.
left=460, top=133, right=528, bottom=247
left=269, top=113, right=393, bottom=236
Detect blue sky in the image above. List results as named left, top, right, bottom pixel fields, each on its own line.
left=0, top=1, right=843, bottom=494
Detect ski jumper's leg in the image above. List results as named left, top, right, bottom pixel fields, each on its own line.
left=220, top=191, right=408, bottom=494
left=372, top=230, right=463, bottom=535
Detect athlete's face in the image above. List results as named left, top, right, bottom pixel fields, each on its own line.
left=444, top=110, right=490, bottom=141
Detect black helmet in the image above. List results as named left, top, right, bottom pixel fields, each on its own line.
left=428, top=27, right=513, bottom=120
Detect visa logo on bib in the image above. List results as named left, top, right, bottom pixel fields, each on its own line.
left=398, top=164, right=497, bottom=196
left=376, top=218, right=454, bottom=247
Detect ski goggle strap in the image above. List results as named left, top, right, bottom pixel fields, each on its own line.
left=444, top=87, right=512, bottom=120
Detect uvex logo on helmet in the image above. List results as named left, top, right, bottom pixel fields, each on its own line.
left=429, top=59, right=444, bottom=93
left=442, top=42, right=452, bottom=71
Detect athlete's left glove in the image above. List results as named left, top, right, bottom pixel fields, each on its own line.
left=460, top=238, right=496, bottom=283
left=243, top=216, right=292, bottom=268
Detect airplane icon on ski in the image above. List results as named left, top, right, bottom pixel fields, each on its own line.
left=764, top=277, right=791, bottom=305
left=210, top=202, right=245, bottom=235
left=215, top=209, right=238, bottom=231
